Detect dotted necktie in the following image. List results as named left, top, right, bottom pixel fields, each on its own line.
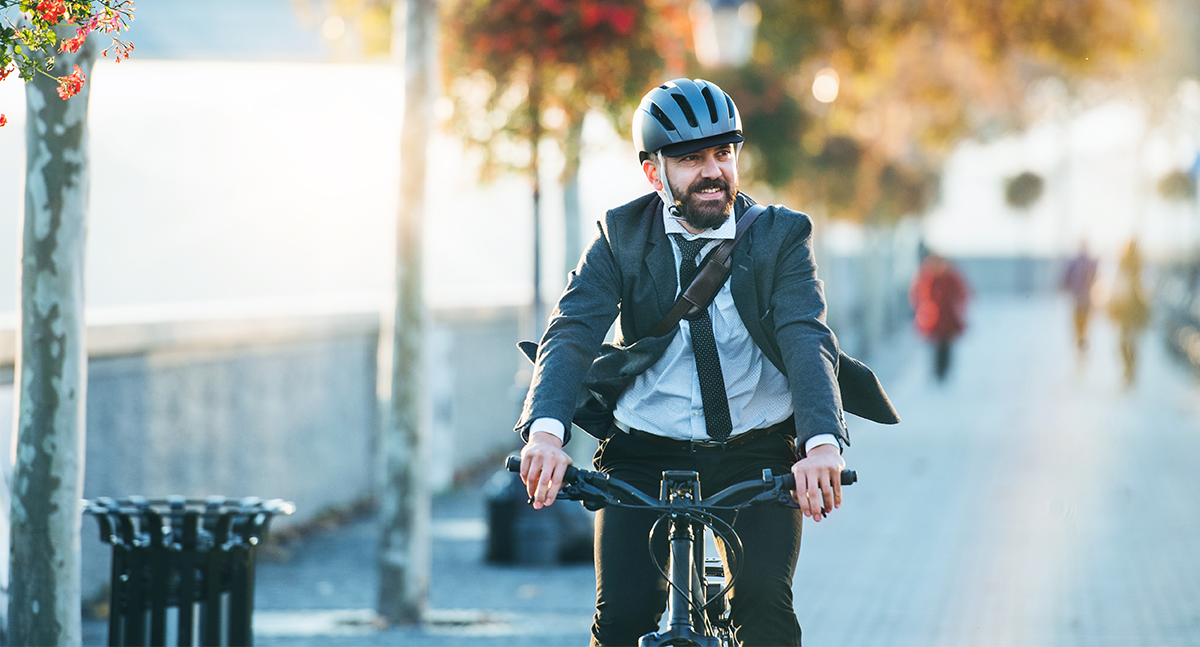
left=673, top=235, right=733, bottom=441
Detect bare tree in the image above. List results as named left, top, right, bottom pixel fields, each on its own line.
left=377, top=0, right=437, bottom=625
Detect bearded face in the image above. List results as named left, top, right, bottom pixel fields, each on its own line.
left=669, top=173, right=738, bottom=231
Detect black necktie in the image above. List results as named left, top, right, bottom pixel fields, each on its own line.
left=673, top=235, right=733, bottom=441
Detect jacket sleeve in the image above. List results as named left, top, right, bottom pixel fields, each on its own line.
left=768, top=212, right=849, bottom=452
left=514, top=221, right=623, bottom=444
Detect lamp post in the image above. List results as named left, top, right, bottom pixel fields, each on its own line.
left=689, top=0, right=761, bottom=68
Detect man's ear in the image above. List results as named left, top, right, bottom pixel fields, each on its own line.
left=642, top=159, right=663, bottom=191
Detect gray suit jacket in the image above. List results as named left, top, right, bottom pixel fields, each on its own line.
left=516, top=192, right=895, bottom=450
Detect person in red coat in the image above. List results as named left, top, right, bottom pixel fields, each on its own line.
left=909, top=253, right=971, bottom=381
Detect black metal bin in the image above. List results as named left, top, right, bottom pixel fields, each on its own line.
left=83, top=496, right=295, bottom=647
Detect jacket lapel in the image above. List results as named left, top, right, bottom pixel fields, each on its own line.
left=644, top=201, right=677, bottom=324
left=730, top=196, right=758, bottom=324
left=730, top=198, right=785, bottom=373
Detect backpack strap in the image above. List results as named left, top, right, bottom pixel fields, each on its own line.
left=648, top=203, right=767, bottom=338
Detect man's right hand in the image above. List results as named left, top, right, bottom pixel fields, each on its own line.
left=520, top=432, right=573, bottom=509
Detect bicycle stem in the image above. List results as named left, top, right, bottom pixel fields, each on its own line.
left=666, top=514, right=697, bottom=632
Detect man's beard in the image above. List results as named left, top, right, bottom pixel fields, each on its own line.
left=670, top=176, right=736, bottom=231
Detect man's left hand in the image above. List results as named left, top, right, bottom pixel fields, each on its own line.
left=791, top=444, right=845, bottom=522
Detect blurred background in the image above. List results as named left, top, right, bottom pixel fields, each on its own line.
left=3, top=0, right=1200, bottom=643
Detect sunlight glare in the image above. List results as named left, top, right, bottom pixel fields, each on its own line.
left=321, top=15, right=346, bottom=41
left=813, top=68, right=839, bottom=103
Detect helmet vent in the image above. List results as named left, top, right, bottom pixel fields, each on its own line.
left=725, top=94, right=735, bottom=119
left=701, top=87, right=719, bottom=124
left=671, top=93, right=700, bottom=128
left=650, top=103, right=677, bottom=132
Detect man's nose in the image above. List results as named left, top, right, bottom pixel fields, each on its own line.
left=700, top=155, right=721, bottom=178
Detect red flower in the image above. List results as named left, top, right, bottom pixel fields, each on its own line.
left=59, top=28, right=89, bottom=54
left=0, top=64, right=14, bottom=82
left=98, top=11, right=123, bottom=33
left=56, top=65, right=86, bottom=100
left=36, top=0, right=67, bottom=24
left=605, top=7, right=635, bottom=35
left=0, top=114, right=7, bottom=128
left=581, top=4, right=602, bottom=29
left=104, top=41, right=134, bottom=62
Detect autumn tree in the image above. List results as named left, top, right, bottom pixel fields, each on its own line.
left=704, top=0, right=1160, bottom=224
left=443, top=0, right=664, bottom=326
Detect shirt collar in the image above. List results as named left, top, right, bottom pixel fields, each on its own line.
left=661, top=203, right=736, bottom=241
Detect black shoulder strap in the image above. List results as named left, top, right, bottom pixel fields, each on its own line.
left=648, top=203, right=767, bottom=338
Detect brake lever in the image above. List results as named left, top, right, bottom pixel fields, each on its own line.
left=559, top=478, right=614, bottom=511
left=767, top=478, right=802, bottom=508
left=737, top=476, right=800, bottom=510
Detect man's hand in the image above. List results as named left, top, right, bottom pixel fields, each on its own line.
left=520, top=432, right=573, bottom=509
left=790, top=444, right=845, bottom=522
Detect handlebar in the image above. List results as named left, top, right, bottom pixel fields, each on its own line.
left=505, top=455, right=856, bottom=512
left=506, top=453, right=857, bottom=616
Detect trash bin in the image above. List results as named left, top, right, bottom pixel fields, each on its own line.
left=484, top=468, right=593, bottom=566
left=83, top=496, right=295, bottom=647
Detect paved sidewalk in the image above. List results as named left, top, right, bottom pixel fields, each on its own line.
left=248, top=480, right=598, bottom=647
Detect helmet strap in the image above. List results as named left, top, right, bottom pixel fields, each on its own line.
left=656, top=152, right=683, bottom=219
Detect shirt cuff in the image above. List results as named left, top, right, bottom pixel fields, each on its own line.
left=530, top=417, right=567, bottom=443
left=804, top=433, right=839, bottom=455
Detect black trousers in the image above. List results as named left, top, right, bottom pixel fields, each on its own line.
left=590, top=429, right=804, bottom=647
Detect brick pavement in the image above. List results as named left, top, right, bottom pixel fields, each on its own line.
left=796, top=295, right=1200, bottom=647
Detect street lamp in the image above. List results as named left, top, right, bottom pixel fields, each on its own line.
left=690, top=0, right=761, bottom=68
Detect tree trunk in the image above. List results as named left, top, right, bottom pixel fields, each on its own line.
left=561, top=111, right=584, bottom=278
left=529, top=62, right=544, bottom=339
left=8, top=39, right=96, bottom=647
left=377, top=0, right=435, bottom=625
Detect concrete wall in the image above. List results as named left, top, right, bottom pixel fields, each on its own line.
left=426, top=306, right=529, bottom=486
left=1, top=304, right=530, bottom=601
left=819, top=224, right=924, bottom=361
left=83, top=337, right=379, bottom=512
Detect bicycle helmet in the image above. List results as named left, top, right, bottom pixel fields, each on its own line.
left=633, top=78, right=743, bottom=162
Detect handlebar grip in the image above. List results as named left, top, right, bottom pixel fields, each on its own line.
left=504, top=455, right=580, bottom=482
left=781, top=469, right=856, bottom=488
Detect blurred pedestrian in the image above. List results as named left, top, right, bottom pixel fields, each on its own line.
left=1107, top=239, right=1151, bottom=387
left=1060, top=242, right=1099, bottom=356
left=909, top=253, right=971, bottom=381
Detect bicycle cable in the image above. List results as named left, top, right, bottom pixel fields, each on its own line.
left=646, top=507, right=745, bottom=618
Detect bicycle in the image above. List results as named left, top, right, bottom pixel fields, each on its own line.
left=506, top=455, right=856, bottom=647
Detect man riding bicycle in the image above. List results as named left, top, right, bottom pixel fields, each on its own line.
left=515, top=78, right=894, bottom=647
